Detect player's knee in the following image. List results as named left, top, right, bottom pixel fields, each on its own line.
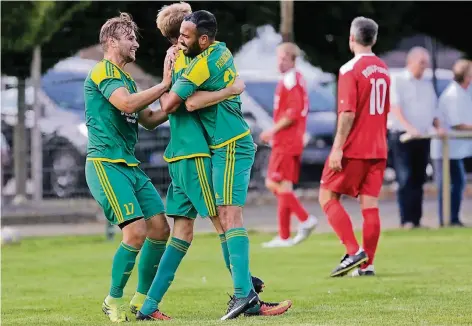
left=146, top=213, right=170, bottom=241
left=122, top=219, right=148, bottom=249
left=265, top=178, right=276, bottom=192
left=172, top=217, right=195, bottom=243
left=359, top=195, right=379, bottom=210
left=279, top=180, right=293, bottom=193
left=318, top=188, right=337, bottom=209
left=209, top=215, right=224, bottom=234
left=218, top=206, right=243, bottom=230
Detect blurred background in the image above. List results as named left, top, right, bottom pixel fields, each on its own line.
left=1, top=1, right=472, bottom=240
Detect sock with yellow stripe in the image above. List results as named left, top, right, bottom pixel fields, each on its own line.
left=140, top=237, right=190, bottom=315
left=220, top=233, right=256, bottom=292
left=136, top=238, right=167, bottom=295
left=219, top=233, right=232, bottom=273
left=109, top=242, right=139, bottom=298
left=225, top=228, right=252, bottom=298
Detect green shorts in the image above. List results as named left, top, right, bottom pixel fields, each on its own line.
left=85, top=160, right=165, bottom=226
left=211, top=134, right=256, bottom=207
left=166, top=156, right=217, bottom=219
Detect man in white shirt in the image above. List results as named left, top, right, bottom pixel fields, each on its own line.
left=389, top=47, right=443, bottom=229
left=431, top=59, right=472, bottom=227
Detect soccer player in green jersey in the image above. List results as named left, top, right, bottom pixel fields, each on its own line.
left=137, top=3, right=292, bottom=321
left=84, top=13, right=174, bottom=323
left=158, top=9, right=281, bottom=320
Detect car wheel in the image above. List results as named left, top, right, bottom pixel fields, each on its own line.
left=47, top=147, right=83, bottom=198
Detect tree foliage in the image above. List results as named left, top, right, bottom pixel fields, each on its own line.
left=1, top=1, right=471, bottom=79
left=1, top=1, right=91, bottom=77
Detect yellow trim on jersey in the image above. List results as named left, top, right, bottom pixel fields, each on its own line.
left=174, top=50, right=188, bottom=74
left=223, top=141, right=236, bottom=205
left=182, top=55, right=210, bottom=87
left=104, top=59, right=133, bottom=80
left=104, top=59, right=138, bottom=93
left=87, top=157, right=139, bottom=167
left=90, top=60, right=121, bottom=86
left=163, top=153, right=210, bottom=163
left=93, top=161, right=124, bottom=223
left=208, top=130, right=251, bottom=149
left=195, top=157, right=217, bottom=217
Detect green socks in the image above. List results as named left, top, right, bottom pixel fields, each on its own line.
left=136, top=238, right=167, bottom=295
left=140, top=237, right=190, bottom=315
left=219, top=233, right=232, bottom=273
left=109, top=242, right=139, bottom=298
left=225, top=228, right=252, bottom=298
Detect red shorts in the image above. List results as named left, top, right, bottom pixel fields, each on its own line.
left=320, top=158, right=386, bottom=198
left=267, top=152, right=301, bottom=183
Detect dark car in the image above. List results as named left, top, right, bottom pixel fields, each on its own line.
left=1, top=63, right=172, bottom=198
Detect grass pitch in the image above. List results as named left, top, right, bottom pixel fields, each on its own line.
left=2, top=228, right=472, bottom=325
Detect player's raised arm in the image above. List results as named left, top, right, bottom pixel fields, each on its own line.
left=108, top=82, right=170, bottom=114
left=185, top=77, right=245, bottom=111
left=109, top=55, right=173, bottom=114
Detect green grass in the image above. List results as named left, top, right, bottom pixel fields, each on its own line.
left=2, top=229, right=472, bottom=326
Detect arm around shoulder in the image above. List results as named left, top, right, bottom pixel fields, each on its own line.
left=109, top=82, right=170, bottom=114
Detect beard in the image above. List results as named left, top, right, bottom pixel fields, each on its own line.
left=181, top=41, right=202, bottom=58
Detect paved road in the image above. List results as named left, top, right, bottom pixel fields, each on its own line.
left=9, top=198, right=472, bottom=238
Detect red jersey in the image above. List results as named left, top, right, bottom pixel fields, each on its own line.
left=337, top=53, right=390, bottom=159
left=272, top=70, right=309, bottom=155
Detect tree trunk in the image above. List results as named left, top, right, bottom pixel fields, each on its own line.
left=280, top=0, right=294, bottom=42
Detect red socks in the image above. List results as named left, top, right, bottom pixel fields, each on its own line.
left=277, top=193, right=291, bottom=240
left=323, top=199, right=359, bottom=255
left=286, top=192, right=309, bottom=222
left=276, top=191, right=311, bottom=239
left=361, top=208, right=381, bottom=267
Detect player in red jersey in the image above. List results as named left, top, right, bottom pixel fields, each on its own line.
left=260, top=42, right=318, bottom=248
left=319, top=17, right=390, bottom=277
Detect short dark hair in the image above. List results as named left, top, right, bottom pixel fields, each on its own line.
left=350, top=17, right=378, bottom=47
left=184, top=10, right=217, bottom=39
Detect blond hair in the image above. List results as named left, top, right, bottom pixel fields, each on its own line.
left=99, top=12, right=138, bottom=51
left=277, top=42, right=301, bottom=61
left=156, top=2, right=192, bottom=39
left=452, top=59, right=472, bottom=84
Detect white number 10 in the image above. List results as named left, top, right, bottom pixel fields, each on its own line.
left=369, top=78, right=387, bottom=115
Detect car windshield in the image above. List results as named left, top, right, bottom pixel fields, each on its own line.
left=42, top=78, right=86, bottom=111
left=244, top=81, right=335, bottom=115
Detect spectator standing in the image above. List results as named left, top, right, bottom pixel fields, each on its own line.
left=431, top=59, right=472, bottom=227
left=389, top=47, right=443, bottom=229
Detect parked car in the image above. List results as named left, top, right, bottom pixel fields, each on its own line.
left=1, top=58, right=172, bottom=198
left=0, top=57, right=273, bottom=197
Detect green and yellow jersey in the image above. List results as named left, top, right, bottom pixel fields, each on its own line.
left=163, top=50, right=211, bottom=163
left=171, top=42, right=250, bottom=149
left=84, top=59, right=140, bottom=166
